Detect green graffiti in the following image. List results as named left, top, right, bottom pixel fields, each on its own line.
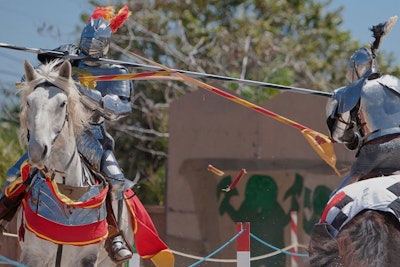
left=283, top=173, right=303, bottom=212
left=303, top=185, right=331, bottom=234
left=217, top=172, right=332, bottom=266
left=218, top=174, right=298, bottom=267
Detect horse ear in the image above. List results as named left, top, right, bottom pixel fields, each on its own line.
left=24, top=60, right=37, bottom=82
left=58, top=60, right=72, bottom=79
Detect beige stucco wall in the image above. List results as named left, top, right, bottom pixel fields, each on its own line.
left=166, top=89, right=355, bottom=266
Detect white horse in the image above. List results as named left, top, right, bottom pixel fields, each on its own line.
left=16, top=60, right=133, bottom=267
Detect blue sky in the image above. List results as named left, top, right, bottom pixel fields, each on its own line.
left=0, top=0, right=93, bottom=83
left=0, top=0, right=399, bottom=85
left=328, top=0, right=400, bottom=61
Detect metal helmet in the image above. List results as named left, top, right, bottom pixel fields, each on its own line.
left=79, top=17, right=111, bottom=58
left=346, top=48, right=377, bottom=83
left=79, top=6, right=131, bottom=58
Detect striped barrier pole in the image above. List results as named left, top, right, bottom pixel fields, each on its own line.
left=290, top=211, right=299, bottom=267
left=237, top=222, right=250, bottom=267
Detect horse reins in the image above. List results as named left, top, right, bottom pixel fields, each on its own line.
left=42, top=149, right=77, bottom=183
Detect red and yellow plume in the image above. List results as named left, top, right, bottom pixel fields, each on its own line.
left=111, top=6, right=131, bottom=33
left=89, top=5, right=131, bottom=32
left=90, top=6, right=115, bottom=22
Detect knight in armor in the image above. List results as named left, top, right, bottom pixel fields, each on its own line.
left=326, top=16, right=400, bottom=196
left=2, top=6, right=134, bottom=264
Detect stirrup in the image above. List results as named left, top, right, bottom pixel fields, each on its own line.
left=105, top=231, right=133, bottom=264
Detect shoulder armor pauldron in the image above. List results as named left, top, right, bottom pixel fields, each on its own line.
left=377, top=74, right=400, bottom=95
left=334, top=77, right=367, bottom=114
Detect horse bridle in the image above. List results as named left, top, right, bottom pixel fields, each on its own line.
left=28, top=81, right=71, bottom=181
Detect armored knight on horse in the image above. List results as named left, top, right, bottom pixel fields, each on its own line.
left=309, top=16, right=400, bottom=267
left=0, top=5, right=138, bottom=264
left=326, top=16, right=400, bottom=195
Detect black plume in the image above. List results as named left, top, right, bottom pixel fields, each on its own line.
left=369, top=16, right=398, bottom=57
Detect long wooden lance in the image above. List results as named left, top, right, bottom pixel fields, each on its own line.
left=85, top=51, right=339, bottom=175
left=0, top=42, right=332, bottom=97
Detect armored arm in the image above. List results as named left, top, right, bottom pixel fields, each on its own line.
left=326, top=97, right=361, bottom=150
left=102, top=94, right=132, bottom=120
left=37, top=44, right=80, bottom=66
left=77, top=82, right=133, bottom=121
left=76, top=65, right=134, bottom=121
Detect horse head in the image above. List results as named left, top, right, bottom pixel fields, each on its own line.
left=19, top=60, right=89, bottom=180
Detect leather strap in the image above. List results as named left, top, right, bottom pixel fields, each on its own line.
left=105, top=193, right=120, bottom=237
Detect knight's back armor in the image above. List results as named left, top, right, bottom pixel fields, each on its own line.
left=327, top=74, right=400, bottom=145
left=359, top=75, right=400, bottom=142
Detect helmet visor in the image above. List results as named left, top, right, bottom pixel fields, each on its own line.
left=80, top=37, right=110, bottom=58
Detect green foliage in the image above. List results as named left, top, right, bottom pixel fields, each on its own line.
left=0, top=83, right=23, bottom=188
left=136, top=167, right=166, bottom=205
left=0, top=121, right=24, bottom=188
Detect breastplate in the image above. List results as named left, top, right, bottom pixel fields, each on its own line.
left=78, top=62, right=132, bottom=98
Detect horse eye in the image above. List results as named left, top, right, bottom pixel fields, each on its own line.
left=60, top=102, right=66, bottom=108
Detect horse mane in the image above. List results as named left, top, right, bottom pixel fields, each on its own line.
left=18, top=60, right=90, bottom=145
left=309, top=210, right=400, bottom=267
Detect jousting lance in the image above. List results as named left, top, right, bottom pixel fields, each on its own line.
left=67, top=52, right=340, bottom=175
left=125, top=51, right=340, bottom=175
left=222, top=169, right=247, bottom=192
left=0, top=42, right=332, bottom=97
left=207, top=165, right=247, bottom=192
left=0, top=42, right=339, bottom=174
